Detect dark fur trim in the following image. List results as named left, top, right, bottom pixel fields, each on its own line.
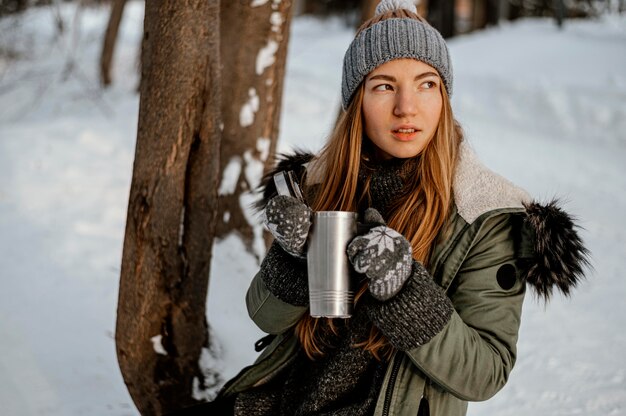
left=253, top=151, right=315, bottom=213
left=520, top=199, right=591, bottom=301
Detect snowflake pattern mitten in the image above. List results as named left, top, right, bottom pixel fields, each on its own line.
left=347, top=210, right=413, bottom=301
left=264, top=195, right=312, bottom=258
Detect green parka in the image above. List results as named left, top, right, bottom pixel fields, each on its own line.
left=218, top=143, right=588, bottom=416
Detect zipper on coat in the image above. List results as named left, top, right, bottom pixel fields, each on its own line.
left=382, top=355, right=402, bottom=416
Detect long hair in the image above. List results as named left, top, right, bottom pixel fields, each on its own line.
left=295, top=9, right=463, bottom=361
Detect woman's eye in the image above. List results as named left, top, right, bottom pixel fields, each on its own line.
left=422, top=80, right=437, bottom=89
left=373, top=84, right=392, bottom=92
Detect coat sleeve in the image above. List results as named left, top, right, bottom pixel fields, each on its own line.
left=245, top=241, right=309, bottom=335
left=406, top=213, right=525, bottom=401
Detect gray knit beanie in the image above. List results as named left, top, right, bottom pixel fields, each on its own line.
left=341, top=0, right=453, bottom=109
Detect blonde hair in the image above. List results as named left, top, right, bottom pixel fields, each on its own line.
left=295, top=9, right=463, bottom=361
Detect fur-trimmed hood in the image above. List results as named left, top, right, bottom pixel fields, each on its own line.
left=452, top=143, right=590, bottom=301
left=257, top=146, right=590, bottom=301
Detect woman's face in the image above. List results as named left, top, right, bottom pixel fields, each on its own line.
left=362, top=59, right=443, bottom=160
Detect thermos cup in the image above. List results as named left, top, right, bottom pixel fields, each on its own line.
left=271, top=171, right=356, bottom=318
left=307, top=211, right=358, bottom=318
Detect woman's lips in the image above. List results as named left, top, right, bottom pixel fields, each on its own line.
left=391, top=128, right=420, bottom=141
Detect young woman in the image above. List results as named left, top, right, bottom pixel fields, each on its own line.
left=214, top=1, right=589, bottom=415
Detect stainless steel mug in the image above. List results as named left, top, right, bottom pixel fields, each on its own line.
left=307, top=211, right=358, bottom=318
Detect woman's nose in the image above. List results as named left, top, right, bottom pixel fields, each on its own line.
left=393, top=89, right=418, bottom=117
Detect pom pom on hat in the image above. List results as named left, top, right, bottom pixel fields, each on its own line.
left=375, top=0, right=417, bottom=15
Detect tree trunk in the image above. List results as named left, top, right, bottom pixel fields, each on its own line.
left=472, top=0, right=499, bottom=29
left=428, top=0, right=455, bottom=38
left=360, top=0, right=379, bottom=24
left=486, top=0, right=500, bottom=26
left=472, top=0, right=486, bottom=29
left=217, top=0, right=293, bottom=259
left=116, top=1, right=221, bottom=414
left=100, top=0, right=127, bottom=87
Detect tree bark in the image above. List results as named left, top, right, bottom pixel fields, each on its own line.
left=360, top=0, right=379, bottom=24
left=217, top=0, right=293, bottom=259
left=472, top=0, right=486, bottom=29
left=428, top=0, right=455, bottom=38
left=100, top=0, right=127, bottom=87
left=472, top=0, right=499, bottom=29
left=116, top=1, right=221, bottom=414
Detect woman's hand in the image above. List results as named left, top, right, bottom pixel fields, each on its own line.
left=347, top=208, right=413, bottom=301
left=264, top=195, right=312, bottom=258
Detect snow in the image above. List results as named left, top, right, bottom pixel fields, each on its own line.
left=0, top=2, right=625, bottom=415
left=239, top=190, right=267, bottom=261
left=150, top=335, right=168, bottom=356
left=243, top=150, right=264, bottom=190
left=256, top=137, right=271, bottom=161
left=256, top=39, right=279, bottom=75
left=251, top=0, right=269, bottom=7
left=238, top=87, right=259, bottom=127
left=218, top=156, right=242, bottom=196
left=240, top=150, right=268, bottom=258
left=271, top=11, right=284, bottom=32
left=192, top=347, right=222, bottom=401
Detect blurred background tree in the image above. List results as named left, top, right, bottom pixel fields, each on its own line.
left=216, top=0, right=293, bottom=256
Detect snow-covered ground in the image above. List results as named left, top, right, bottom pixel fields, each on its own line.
left=1, top=2, right=625, bottom=415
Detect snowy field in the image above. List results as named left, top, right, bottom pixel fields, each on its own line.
left=1, top=2, right=625, bottom=415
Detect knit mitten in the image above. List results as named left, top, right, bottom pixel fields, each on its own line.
left=347, top=208, right=413, bottom=301
left=264, top=195, right=312, bottom=258
left=366, top=262, right=454, bottom=350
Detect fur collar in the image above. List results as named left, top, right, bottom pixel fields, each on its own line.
left=452, top=143, right=589, bottom=300
left=258, top=147, right=589, bottom=301
left=453, top=142, right=531, bottom=223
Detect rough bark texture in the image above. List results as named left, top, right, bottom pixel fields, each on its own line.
left=217, top=0, right=293, bottom=256
left=100, top=0, right=127, bottom=86
left=116, top=1, right=221, bottom=414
